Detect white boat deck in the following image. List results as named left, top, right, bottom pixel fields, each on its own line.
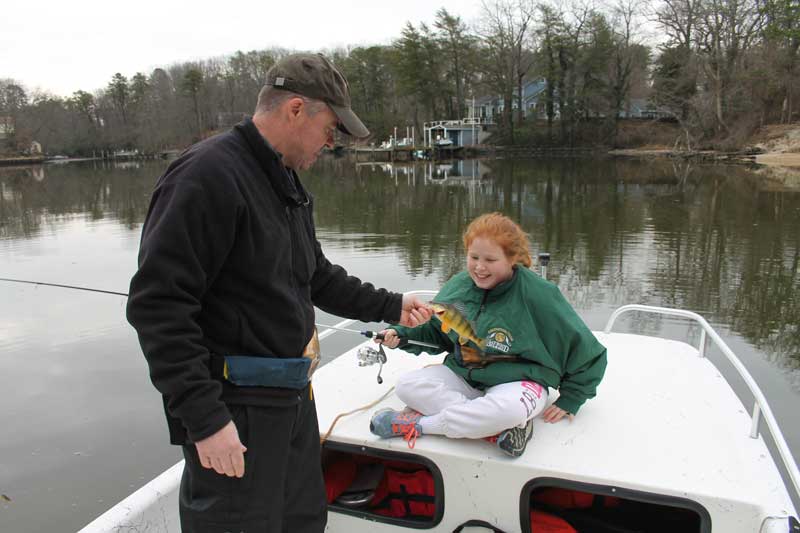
left=316, top=331, right=796, bottom=531
left=80, top=309, right=799, bottom=533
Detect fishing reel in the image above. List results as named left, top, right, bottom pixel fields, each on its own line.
left=356, top=344, right=388, bottom=384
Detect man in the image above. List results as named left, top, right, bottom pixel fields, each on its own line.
left=126, top=53, right=431, bottom=533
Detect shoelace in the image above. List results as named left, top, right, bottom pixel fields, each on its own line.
left=392, top=413, right=421, bottom=449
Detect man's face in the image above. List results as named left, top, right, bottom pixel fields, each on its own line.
left=285, top=102, right=338, bottom=171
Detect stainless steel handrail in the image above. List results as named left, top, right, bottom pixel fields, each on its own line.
left=604, top=304, right=800, bottom=504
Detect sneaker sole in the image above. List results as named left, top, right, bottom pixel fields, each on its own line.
left=498, top=419, right=534, bottom=457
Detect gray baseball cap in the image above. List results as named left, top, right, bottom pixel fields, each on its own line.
left=265, top=53, right=370, bottom=139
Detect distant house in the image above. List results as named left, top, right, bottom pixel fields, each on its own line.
left=476, top=80, right=550, bottom=122
left=621, top=98, right=671, bottom=120
left=478, top=86, right=667, bottom=121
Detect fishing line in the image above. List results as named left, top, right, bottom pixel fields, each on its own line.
left=0, top=276, right=434, bottom=442
left=0, top=277, right=129, bottom=297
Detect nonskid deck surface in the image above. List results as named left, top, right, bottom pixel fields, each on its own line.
left=314, top=332, right=795, bottom=514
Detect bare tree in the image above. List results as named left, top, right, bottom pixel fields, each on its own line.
left=478, top=0, right=535, bottom=142
left=608, top=0, right=648, bottom=144
left=696, top=0, right=763, bottom=133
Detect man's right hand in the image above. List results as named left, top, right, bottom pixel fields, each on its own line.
left=195, top=420, right=247, bottom=478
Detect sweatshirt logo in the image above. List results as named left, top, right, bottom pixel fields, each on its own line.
left=485, top=328, right=513, bottom=353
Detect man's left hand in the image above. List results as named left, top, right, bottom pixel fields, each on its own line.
left=399, top=293, right=432, bottom=327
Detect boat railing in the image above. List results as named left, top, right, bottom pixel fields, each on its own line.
left=317, top=290, right=439, bottom=342
left=604, top=304, right=800, bottom=504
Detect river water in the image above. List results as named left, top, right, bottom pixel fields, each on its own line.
left=0, top=156, right=798, bottom=531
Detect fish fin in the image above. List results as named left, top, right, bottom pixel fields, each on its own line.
left=452, top=301, right=479, bottom=331
left=441, top=323, right=451, bottom=333
left=452, top=301, right=469, bottom=316
left=458, top=336, right=467, bottom=345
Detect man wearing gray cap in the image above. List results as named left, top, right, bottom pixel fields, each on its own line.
left=127, top=53, right=431, bottom=532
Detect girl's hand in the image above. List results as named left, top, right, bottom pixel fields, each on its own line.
left=542, top=405, right=574, bottom=423
left=375, top=329, right=401, bottom=349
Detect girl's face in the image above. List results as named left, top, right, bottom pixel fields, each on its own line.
left=466, top=237, right=515, bottom=290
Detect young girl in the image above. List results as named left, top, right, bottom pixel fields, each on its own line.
left=370, top=213, right=607, bottom=457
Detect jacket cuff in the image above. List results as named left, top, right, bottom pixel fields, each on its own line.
left=385, top=292, right=403, bottom=323
left=185, top=406, right=232, bottom=443
left=554, top=394, right=584, bottom=415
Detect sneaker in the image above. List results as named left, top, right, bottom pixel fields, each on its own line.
left=369, top=408, right=423, bottom=448
left=495, top=418, right=534, bottom=458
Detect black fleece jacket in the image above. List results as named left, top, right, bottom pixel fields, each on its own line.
left=127, top=118, right=402, bottom=444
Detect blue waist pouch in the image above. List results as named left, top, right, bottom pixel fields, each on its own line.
left=223, top=356, right=311, bottom=389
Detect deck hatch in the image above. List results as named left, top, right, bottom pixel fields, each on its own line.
left=322, top=441, right=444, bottom=529
left=520, top=477, right=711, bottom=533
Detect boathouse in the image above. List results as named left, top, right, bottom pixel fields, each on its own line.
left=423, top=117, right=493, bottom=148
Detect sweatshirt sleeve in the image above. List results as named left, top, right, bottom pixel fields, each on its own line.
left=554, top=345, right=607, bottom=414
left=126, top=172, right=237, bottom=443
left=539, top=285, right=607, bottom=415
left=392, top=322, right=453, bottom=355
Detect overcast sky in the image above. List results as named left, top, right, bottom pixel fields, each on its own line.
left=3, top=0, right=482, bottom=98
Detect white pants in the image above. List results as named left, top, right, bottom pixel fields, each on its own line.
left=395, top=365, right=548, bottom=439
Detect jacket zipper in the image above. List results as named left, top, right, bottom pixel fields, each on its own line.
left=474, top=290, right=489, bottom=322
left=284, top=206, right=300, bottom=296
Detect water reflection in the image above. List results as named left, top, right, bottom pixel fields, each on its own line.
left=305, top=157, right=800, bottom=380
left=0, top=161, right=152, bottom=240
left=1, top=157, right=797, bottom=378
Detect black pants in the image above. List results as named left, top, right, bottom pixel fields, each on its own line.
left=179, top=388, right=327, bottom=533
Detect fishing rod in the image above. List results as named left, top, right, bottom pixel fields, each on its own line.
left=0, top=275, right=434, bottom=337
left=0, top=277, right=432, bottom=385
left=0, top=277, right=129, bottom=297
left=314, top=324, right=440, bottom=385
left=314, top=323, right=439, bottom=349
left=0, top=278, right=437, bottom=347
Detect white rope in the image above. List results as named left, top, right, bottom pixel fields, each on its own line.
left=320, top=386, right=396, bottom=444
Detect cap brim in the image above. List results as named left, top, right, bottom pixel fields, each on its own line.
left=329, top=103, right=370, bottom=139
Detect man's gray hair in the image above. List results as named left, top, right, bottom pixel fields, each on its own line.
left=255, top=86, right=327, bottom=116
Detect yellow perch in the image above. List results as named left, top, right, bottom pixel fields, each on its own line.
left=430, top=302, right=485, bottom=349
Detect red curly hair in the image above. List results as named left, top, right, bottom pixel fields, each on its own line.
left=462, top=212, right=532, bottom=268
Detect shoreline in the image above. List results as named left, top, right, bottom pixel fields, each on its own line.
left=4, top=149, right=800, bottom=173
left=754, top=152, right=800, bottom=168
left=609, top=147, right=800, bottom=170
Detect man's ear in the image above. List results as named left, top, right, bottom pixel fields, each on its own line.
left=286, top=97, right=304, bottom=120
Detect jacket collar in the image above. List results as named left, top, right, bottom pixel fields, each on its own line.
left=234, top=117, right=310, bottom=207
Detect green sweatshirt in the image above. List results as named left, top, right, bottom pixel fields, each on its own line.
left=393, top=267, right=607, bottom=415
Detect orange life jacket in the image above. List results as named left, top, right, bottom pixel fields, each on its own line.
left=323, top=460, right=357, bottom=504
left=370, top=467, right=436, bottom=519
left=530, top=510, right=578, bottom=533
left=533, top=487, right=620, bottom=509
